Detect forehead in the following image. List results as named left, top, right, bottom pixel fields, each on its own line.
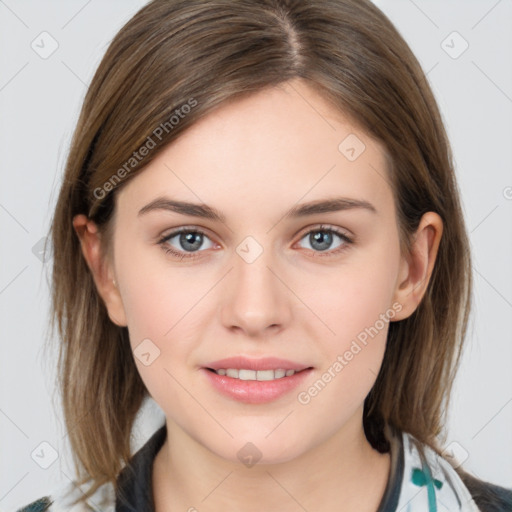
left=118, top=80, right=394, bottom=222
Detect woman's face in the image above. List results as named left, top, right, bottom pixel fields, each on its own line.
left=108, top=79, right=410, bottom=463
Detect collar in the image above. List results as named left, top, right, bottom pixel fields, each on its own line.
left=115, top=423, right=167, bottom=511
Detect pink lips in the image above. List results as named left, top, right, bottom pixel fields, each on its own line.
left=201, top=356, right=313, bottom=404
left=205, top=356, right=311, bottom=372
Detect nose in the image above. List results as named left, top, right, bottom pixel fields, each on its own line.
left=220, top=245, right=292, bottom=337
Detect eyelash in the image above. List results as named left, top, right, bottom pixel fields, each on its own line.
left=157, top=224, right=354, bottom=261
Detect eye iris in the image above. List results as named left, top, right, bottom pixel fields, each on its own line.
left=310, top=231, right=332, bottom=251
left=180, top=232, right=202, bottom=251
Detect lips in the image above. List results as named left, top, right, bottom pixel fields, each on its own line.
left=204, top=356, right=311, bottom=372
left=202, top=366, right=313, bottom=404
left=201, top=356, right=313, bottom=403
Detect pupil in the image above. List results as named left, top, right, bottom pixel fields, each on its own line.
left=311, top=231, right=332, bottom=251
left=181, top=232, right=202, bottom=251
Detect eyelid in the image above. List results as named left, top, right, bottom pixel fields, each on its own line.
left=157, top=227, right=216, bottom=261
left=294, top=223, right=353, bottom=242
left=157, top=223, right=354, bottom=260
left=158, top=225, right=215, bottom=242
left=158, top=223, right=353, bottom=244
left=158, top=226, right=218, bottom=249
left=292, top=224, right=354, bottom=257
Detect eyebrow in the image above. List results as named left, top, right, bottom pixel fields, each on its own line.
left=138, top=196, right=377, bottom=222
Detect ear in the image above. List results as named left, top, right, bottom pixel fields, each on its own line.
left=72, top=214, right=128, bottom=327
left=392, top=212, right=443, bottom=321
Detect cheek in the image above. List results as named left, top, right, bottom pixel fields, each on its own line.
left=302, top=246, right=400, bottom=347
left=115, top=234, right=207, bottom=343
left=113, top=230, right=244, bottom=402
left=114, top=245, right=209, bottom=422
left=294, top=237, right=401, bottom=401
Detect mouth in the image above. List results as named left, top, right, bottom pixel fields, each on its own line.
left=201, top=356, right=314, bottom=404
left=204, top=367, right=311, bottom=381
left=203, top=356, right=312, bottom=378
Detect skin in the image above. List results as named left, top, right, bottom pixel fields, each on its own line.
left=74, top=78, right=442, bottom=512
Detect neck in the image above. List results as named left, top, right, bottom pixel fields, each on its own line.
left=152, top=408, right=391, bottom=512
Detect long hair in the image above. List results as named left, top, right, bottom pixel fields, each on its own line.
left=50, top=0, right=473, bottom=504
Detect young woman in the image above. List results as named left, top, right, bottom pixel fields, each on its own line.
left=15, top=0, right=512, bottom=511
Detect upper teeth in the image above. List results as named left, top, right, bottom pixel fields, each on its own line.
left=214, top=368, right=298, bottom=380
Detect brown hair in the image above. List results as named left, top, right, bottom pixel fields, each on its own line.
left=50, top=0, right=474, bottom=505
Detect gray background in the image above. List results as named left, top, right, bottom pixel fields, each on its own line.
left=1, top=0, right=511, bottom=509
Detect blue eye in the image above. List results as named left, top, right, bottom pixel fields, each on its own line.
left=158, top=224, right=353, bottom=260
left=296, top=225, right=353, bottom=256
left=159, top=228, right=215, bottom=259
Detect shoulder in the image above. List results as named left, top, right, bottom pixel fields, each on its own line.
left=457, top=470, right=512, bottom=512
left=401, top=431, right=512, bottom=512
left=15, top=497, right=53, bottom=512
left=12, top=479, right=116, bottom=512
